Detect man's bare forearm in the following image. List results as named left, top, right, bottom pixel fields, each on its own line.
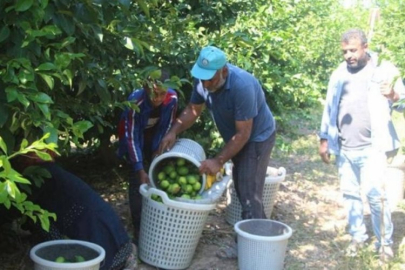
left=170, top=104, right=201, bottom=135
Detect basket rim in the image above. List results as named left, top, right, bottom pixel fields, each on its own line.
left=140, top=184, right=216, bottom=211
left=234, top=219, right=293, bottom=242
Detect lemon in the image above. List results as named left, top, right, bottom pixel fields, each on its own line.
left=177, top=166, right=189, bottom=176
left=169, top=183, right=181, bottom=194
left=193, top=181, right=202, bottom=191
left=157, top=171, right=166, bottom=181
left=185, top=184, right=193, bottom=194
left=55, top=256, right=65, bottom=263
left=160, top=180, right=170, bottom=189
left=75, top=255, right=85, bottom=262
left=178, top=176, right=187, bottom=185
left=186, top=175, right=197, bottom=185
left=181, top=194, right=191, bottom=199
left=164, top=165, right=175, bottom=174
left=169, top=171, right=177, bottom=179
left=176, top=158, right=186, bottom=166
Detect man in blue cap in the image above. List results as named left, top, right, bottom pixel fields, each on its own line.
left=159, top=46, right=276, bottom=258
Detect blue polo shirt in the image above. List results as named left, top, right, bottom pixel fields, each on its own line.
left=190, top=64, right=275, bottom=143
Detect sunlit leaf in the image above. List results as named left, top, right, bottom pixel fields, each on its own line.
left=36, top=62, right=56, bottom=71
left=0, top=137, right=7, bottom=154
left=38, top=73, right=55, bottom=90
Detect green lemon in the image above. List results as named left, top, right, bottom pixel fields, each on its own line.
left=75, top=255, right=85, bottom=262
left=170, top=183, right=181, bottom=194
left=169, top=171, right=177, bottom=179
left=157, top=171, right=166, bottom=181
left=181, top=194, right=191, bottom=199
left=176, top=158, right=186, bottom=166
left=178, top=176, right=187, bottom=185
left=160, top=180, right=170, bottom=189
left=185, top=184, right=193, bottom=194
left=164, top=165, right=175, bottom=174
left=55, top=256, right=65, bottom=263
left=193, top=181, right=202, bottom=191
left=177, top=166, right=189, bottom=176
left=194, top=195, right=202, bottom=200
left=186, top=175, right=197, bottom=185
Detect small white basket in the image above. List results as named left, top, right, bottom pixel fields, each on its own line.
left=225, top=167, right=286, bottom=225
left=235, top=219, right=292, bottom=270
left=30, top=239, right=105, bottom=270
left=149, top=138, right=207, bottom=194
left=138, top=184, right=216, bottom=269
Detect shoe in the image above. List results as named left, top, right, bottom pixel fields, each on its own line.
left=345, top=240, right=365, bottom=257
left=216, top=243, right=238, bottom=259
left=123, top=243, right=138, bottom=270
left=378, top=245, right=394, bottom=262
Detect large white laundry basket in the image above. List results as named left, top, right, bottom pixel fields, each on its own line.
left=30, top=239, right=105, bottom=270
left=149, top=138, right=206, bottom=194
left=235, top=219, right=292, bottom=270
left=138, top=184, right=216, bottom=269
left=225, top=167, right=286, bottom=225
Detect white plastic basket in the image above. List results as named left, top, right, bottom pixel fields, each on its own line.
left=138, top=184, right=216, bottom=269
left=30, top=239, right=105, bottom=270
left=235, top=219, right=292, bottom=270
left=149, top=138, right=206, bottom=194
left=225, top=167, right=286, bottom=225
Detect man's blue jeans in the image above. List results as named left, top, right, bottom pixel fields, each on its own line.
left=337, top=147, right=393, bottom=248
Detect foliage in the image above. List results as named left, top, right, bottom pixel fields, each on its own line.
left=0, top=134, right=57, bottom=231
left=372, top=1, right=405, bottom=72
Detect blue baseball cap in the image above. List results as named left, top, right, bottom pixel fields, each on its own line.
left=191, top=46, right=227, bottom=80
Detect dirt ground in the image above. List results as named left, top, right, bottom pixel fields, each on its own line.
left=2, top=121, right=405, bottom=270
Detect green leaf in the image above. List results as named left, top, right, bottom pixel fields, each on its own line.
left=36, top=62, right=56, bottom=71
left=0, top=130, right=14, bottom=155
left=5, top=86, right=18, bottom=102
left=124, top=37, right=134, bottom=50
left=43, top=126, right=58, bottom=144
left=15, top=0, right=34, bottom=12
left=0, top=184, right=9, bottom=204
left=5, top=180, right=18, bottom=199
left=78, top=80, right=87, bottom=96
left=0, top=137, right=7, bottom=154
left=54, top=13, right=75, bottom=36
left=0, top=156, right=11, bottom=174
left=38, top=214, right=50, bottom=232
left=137, top=0, right=150, bottom=18
left=38, top=73, right=54, bottom=90
left=34, top=150, right=52, bottom=161
left=55, top=53, right=71, bottom=68
left=30, top=93, right=53, bottom=104
left=0, top=25, right=10, bottom=43
left=39, top=0, right=48, bottom=9
left=72, top=120, right=93, bottom=138
left=20, top=139, right=29, bottom=150
left=37, top=103, right=51, bottom=120
left=7, top=170, right=31, bottom=185
left=63, top=69, right=73, bottom=88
